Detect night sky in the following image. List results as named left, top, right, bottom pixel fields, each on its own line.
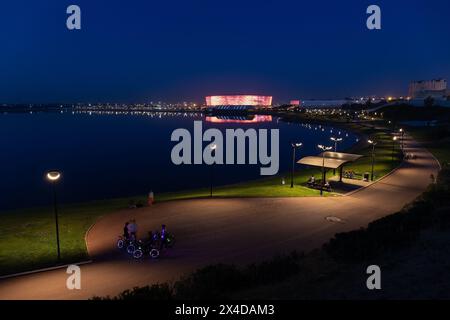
left=0, top=0, right=449, bottom=103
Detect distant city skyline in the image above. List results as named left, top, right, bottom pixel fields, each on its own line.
left=1, top=0, right=449, bottom=103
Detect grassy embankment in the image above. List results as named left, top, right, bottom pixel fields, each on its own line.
left=0, top=119, right=401, bottom=276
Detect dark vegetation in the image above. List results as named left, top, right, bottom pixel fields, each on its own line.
left=378, top=104, right=450, bottom=122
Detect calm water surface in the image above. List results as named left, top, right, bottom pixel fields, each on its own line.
left=0, top=112, right=358, bottom=211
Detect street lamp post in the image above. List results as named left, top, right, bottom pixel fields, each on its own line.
left=392, top=136, right=398, bottom=161
left=330, top=137, right=343, bottom=152
left=368, top=139, right=377, bottom=181
left=318, top=145, right=333, bottom=196
left=209, top=144, right=216, bottom=197
left=399, top=128, right=404, bottom=152
left=290, top=142, right=303, bottom=188
left=46, top=170, right=62, bottom=262
left=330, top=137, right=342, bottom=175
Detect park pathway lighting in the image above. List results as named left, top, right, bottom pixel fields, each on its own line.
left=46, top=170, right=62, bottom=262
left=209, top=144, right=216, bottom=197
left=368, top=140, right=378, bottom=181
left=392, top=136, right=398, bottom=161
left=330, top=137, right=343, bottom=152
left=399, top=128, right=405, bottom=151
left=330, top=137, right=342, bottom=175
left=318, top=145, right=333, bottom=196
left=290, top=142, right=303, bottom=188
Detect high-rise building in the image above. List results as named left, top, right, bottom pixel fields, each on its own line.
left=408, top=79, right=447, bottom=99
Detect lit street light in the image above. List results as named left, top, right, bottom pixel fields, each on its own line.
left=330, top=137, right=343, bottom=175
left=392, top=136, right=398, bottom=161
left=368, top=139, right=378, bottom=181
left=46, top=170, right=62, bottom=262
left=290, top=142, right=303, bottom=188
left=330, top=137, right=343, bottom=152
left=318, top=145, right=333, bottom=196
left=209, top=144, right=216, bottom=197
left=399, top=128, right=405, bottom=152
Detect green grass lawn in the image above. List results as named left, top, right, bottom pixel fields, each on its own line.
left=0, top=120, right=402, bottom=276
left=343, top=129, right=402, bottom=180
left=405, top=126, right=450, bottom=165
left=0, top=199, right=137, bottom=275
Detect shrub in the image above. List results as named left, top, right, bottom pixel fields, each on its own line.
left=174, top=252, right=302, bottom=299
left=92, top=283, right=173, bottom=300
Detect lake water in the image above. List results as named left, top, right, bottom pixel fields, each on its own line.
left=0, top=112, right=358, bottom=211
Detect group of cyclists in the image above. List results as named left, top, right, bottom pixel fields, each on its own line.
left=122, top=219, right=170, bottom=251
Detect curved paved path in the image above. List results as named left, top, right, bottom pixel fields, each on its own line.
left=0, top=136, right=440, bottom=299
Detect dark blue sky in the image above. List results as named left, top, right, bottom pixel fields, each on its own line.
left=0, top=0, right=449, bottom=103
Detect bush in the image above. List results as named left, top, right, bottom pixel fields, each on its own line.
left=174, top=264, right=246, bottom=299
left=92, top=283, right=173, bottom=300
left=174, top=252, right=302, bottom=299
left=244, top=252, right=302, bottom=285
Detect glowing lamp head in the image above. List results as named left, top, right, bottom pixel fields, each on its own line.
left=393, top=136, right=398, bottom=141
left=46, top=171, right=61, bottom=182
left=292, top=142, right=303, bottom=148
left=331, top=137, right=343, bottom=142
left=318, top=144, right=333, bottom=151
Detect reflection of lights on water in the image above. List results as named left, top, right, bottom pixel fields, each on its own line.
left=205, top=115, right=272, bottom=124
left=67, top=111, right=359, bottom=146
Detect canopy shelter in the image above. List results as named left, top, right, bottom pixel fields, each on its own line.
left=320, top=151, right=363, bottom=162
left=297, top=152, right=363, bottom=182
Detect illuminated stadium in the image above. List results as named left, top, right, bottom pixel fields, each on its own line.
left=205, top=95, right=272, bottom=111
